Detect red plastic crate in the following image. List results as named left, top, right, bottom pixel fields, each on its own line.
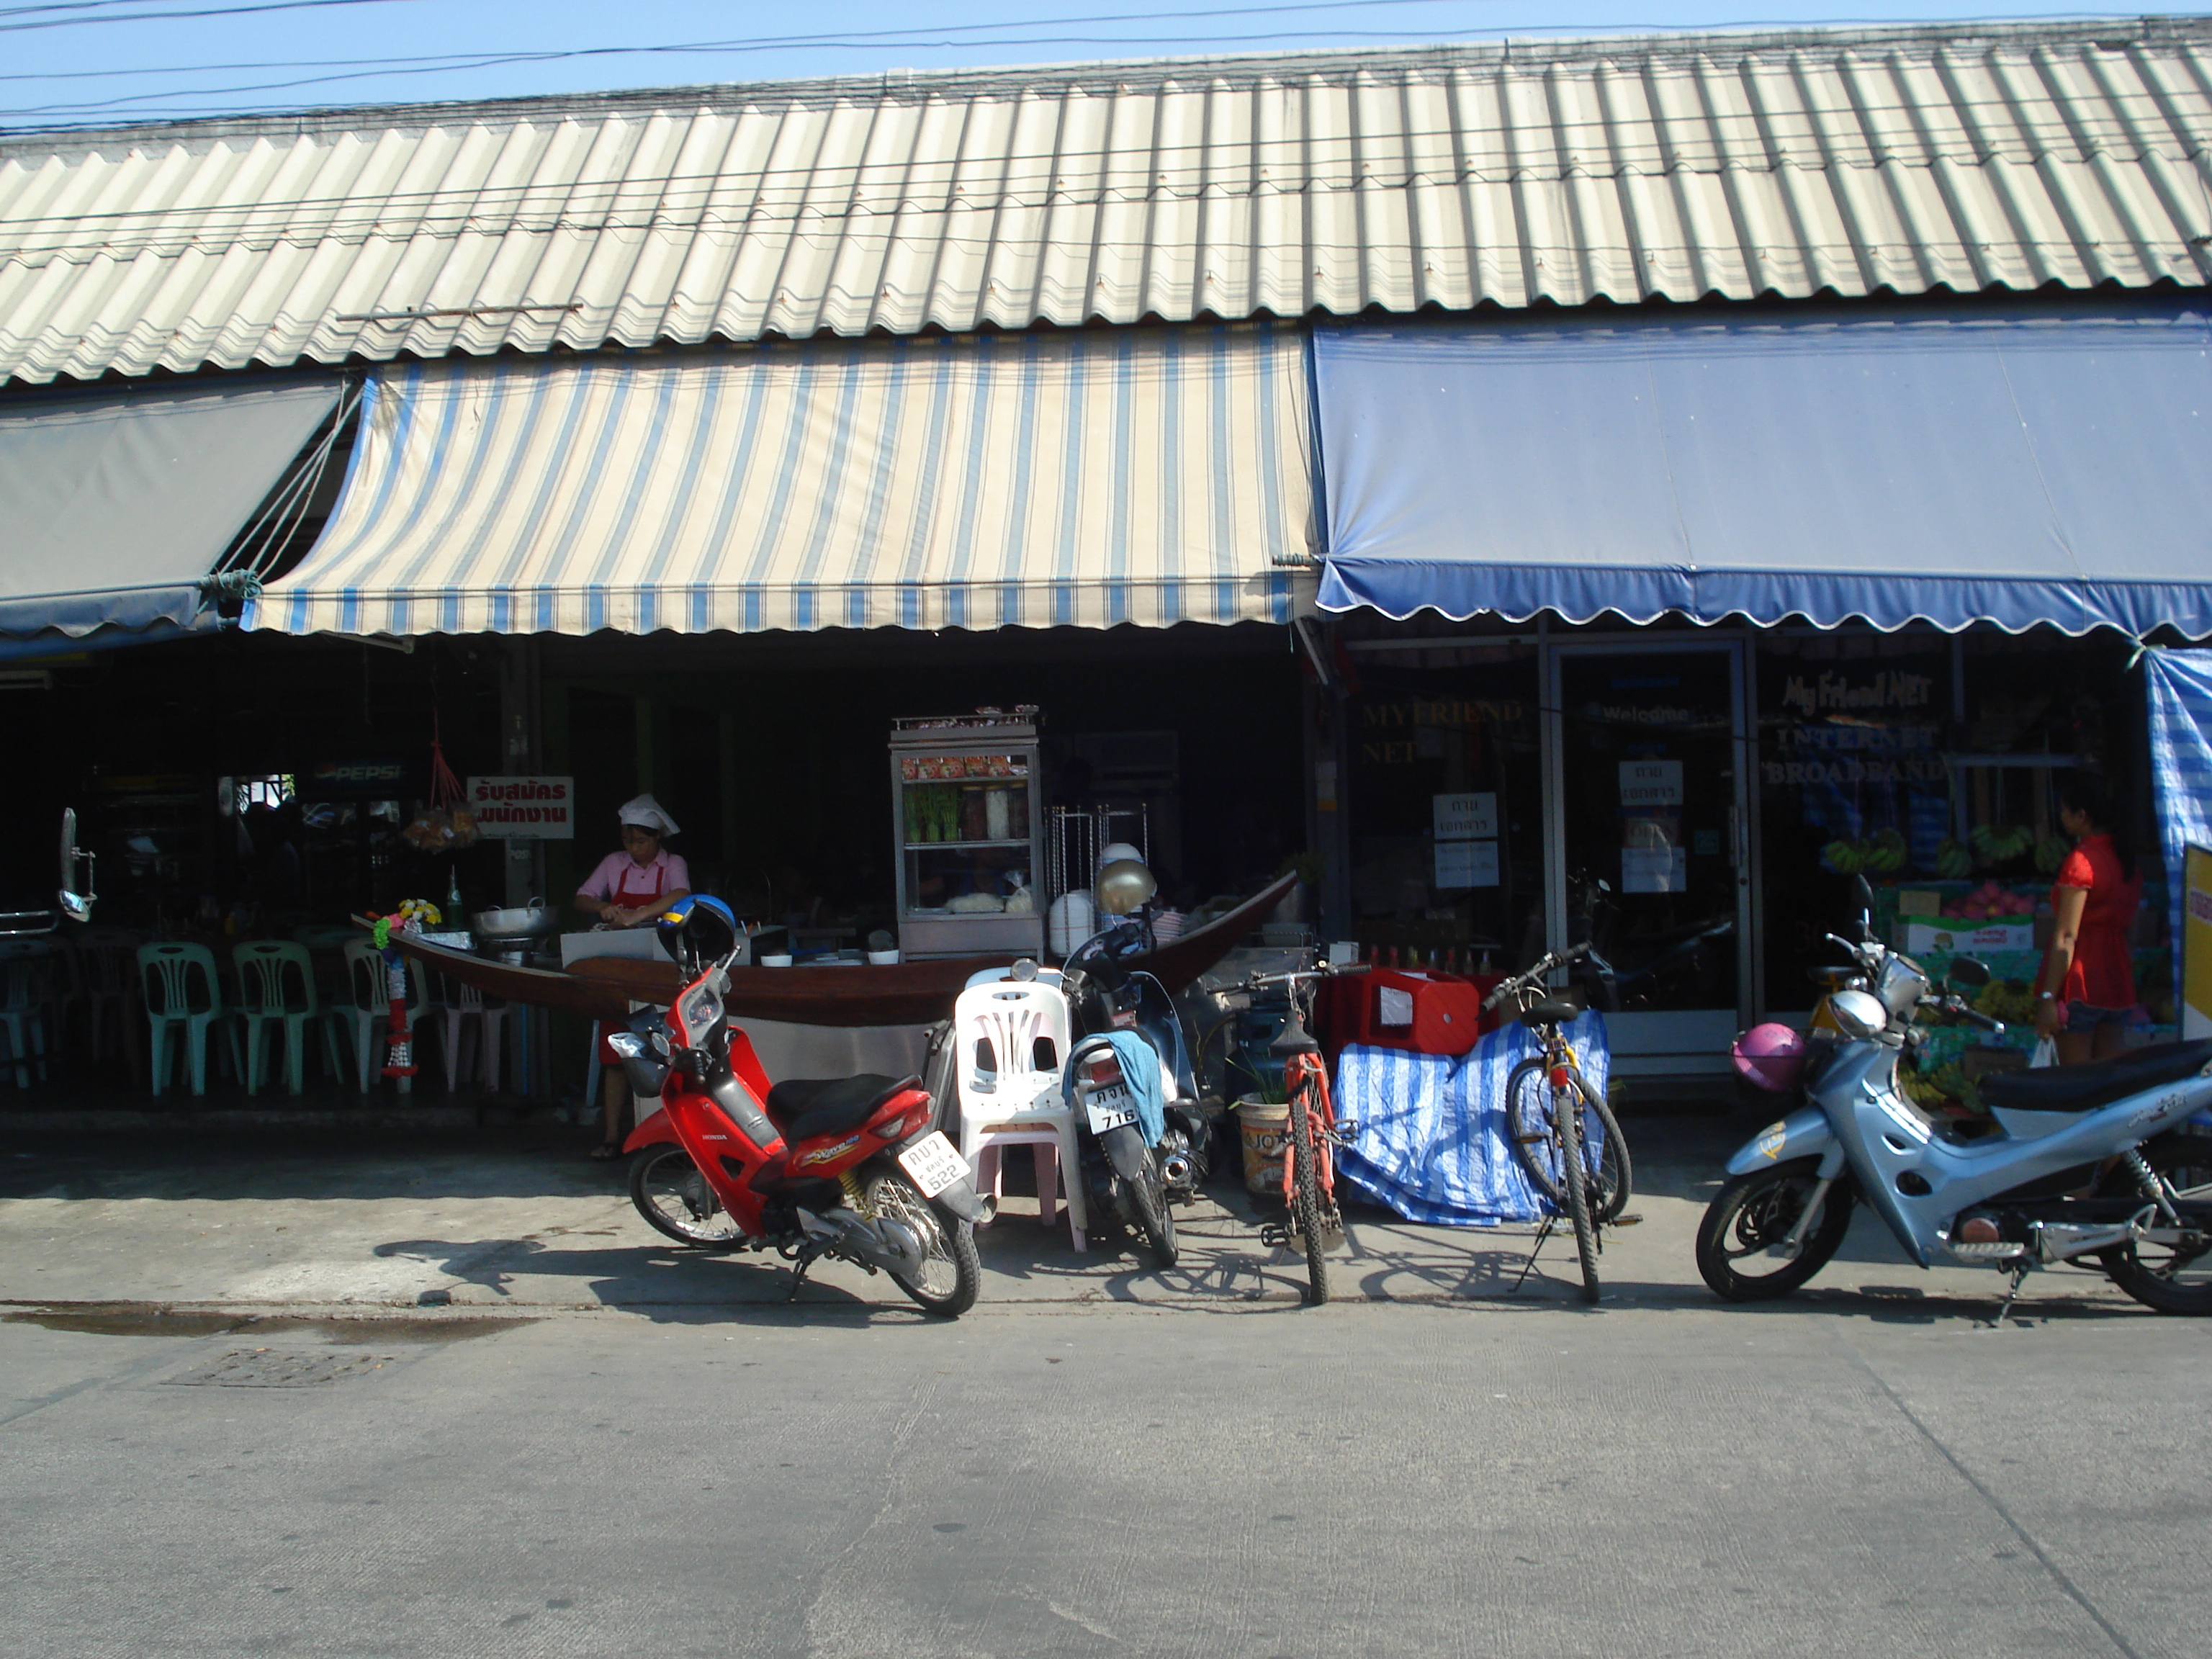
left=1317, top=969, right=1500, bottom=1059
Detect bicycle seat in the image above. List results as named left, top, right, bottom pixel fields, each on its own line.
left=1977, top=1040, right=2212, bottom=1115
left=1518, top=997, right=1582, bottom=1029
left=765, top=1074, right=922, bottom=1142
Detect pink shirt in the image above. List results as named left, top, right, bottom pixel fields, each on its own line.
left=576, top=849, right=690, bottom=906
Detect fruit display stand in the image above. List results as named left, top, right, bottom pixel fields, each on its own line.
left=1866, top=876, right=2178, bottom=1115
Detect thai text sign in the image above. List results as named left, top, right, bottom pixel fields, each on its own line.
left=466, top=776, right=575, bottom=839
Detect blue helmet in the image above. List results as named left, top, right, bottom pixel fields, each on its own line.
left=655, top=894, right=739, bottom=968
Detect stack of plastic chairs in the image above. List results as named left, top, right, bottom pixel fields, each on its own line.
left=0, top=940, right=58, bottom=1088
left=137, top=942, right=244, bottom=1097
left=233, top=940, right=349, bottom=1096
left=341, top=940, right=441, bottom=1093
left=953, top=967, right=1086, bottom=1251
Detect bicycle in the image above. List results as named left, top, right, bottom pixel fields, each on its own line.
left=1483, top=945, right=1629, bottom=1303
left=1233, top=959, right=1367, bottom=1305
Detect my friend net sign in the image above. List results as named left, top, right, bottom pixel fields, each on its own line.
left=465, top=776, right=575, bottom=840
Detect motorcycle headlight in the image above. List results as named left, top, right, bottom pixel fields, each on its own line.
left=1827, top=989, right=1889, bottom=1041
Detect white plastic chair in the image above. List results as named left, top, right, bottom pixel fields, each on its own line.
left=953, top=974, right=1085, bottom=1251
left=342, top=940, right=442, bottom=1093
left=439, top=974, right=507, bottom=1092
left=0, top=940, right=57, bottom=1087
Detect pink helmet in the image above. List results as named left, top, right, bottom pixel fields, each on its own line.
left=1732, top=1023, right=1808, bottom=1094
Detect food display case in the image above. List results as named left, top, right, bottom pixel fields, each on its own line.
left=890, top=714, right=1046, bottom=959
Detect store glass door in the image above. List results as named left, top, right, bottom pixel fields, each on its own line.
left=1545, top=642, right=1752, bottom=1071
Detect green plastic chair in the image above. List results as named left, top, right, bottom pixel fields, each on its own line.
left=137, top=942, right=244, bottom=1098
left=233, top=940, right=348, bottom=1097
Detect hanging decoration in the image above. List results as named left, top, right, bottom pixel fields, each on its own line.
left=402, top=715, right=480, bottom=851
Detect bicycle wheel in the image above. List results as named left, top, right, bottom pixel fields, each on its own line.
left=1554, top=1086, right=1601, bottom=1303
left=1290, top=1094, right=1331, bottom=1305
left=1506, top=1059, right=1632, bottom=1221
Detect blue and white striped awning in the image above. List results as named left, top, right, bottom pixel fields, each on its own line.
left=248, top=324, right=1310, bottom=637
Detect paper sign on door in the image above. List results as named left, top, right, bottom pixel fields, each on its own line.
left=1618, top=761, right=1683, bottom=808
left=1434, top=839, right=1500, bottom=889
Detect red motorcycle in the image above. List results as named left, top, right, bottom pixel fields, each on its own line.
left=610, top=899, right=984, bottom=1316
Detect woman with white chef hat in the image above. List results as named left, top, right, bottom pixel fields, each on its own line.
left=573, top=795, right=692, bottom=1157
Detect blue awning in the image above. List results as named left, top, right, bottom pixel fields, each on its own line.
left=0, top=378, right=341, bottom=641
left=1313, top=303, right=2212, bottom=637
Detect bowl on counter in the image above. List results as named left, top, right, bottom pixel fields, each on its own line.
left=867, top=948, right=902, bottom=965
left=759, top=953, right=794, bottom=968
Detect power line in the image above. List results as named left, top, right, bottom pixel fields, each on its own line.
left=0, top=8, right=2177, bottom=120
left=0, top=0, right=416, bottom=34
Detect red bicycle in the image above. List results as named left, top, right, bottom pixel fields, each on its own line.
left=1239, top=961, right=1366, bottom=1304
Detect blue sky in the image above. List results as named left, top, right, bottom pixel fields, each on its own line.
left=0, top=1, right=2200, bottom=130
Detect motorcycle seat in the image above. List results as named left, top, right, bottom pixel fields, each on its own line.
left=765, top=1073, right=924, bottom=1143
left=1517, top=997, right=1583, bottom=1029
left=1977, top=1039, right=2212, bottom=1115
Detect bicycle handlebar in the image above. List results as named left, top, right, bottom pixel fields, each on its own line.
left=1243, top=961, right=1372, bottom=992
left=1480, top=942, right=1591, bottom=1011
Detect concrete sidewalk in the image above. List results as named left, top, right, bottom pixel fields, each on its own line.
left=0, top=1106, right=2155, bottom=1323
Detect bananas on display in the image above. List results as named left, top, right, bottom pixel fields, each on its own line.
left=1970, top=823, right=2034, bottom=863
left=2033, top=834, right=2068, bottom=875
left=1933, top=838, right=1975, bottom=878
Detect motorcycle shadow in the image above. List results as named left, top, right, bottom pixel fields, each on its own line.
left=370, top=1233, right=950, bottom=1321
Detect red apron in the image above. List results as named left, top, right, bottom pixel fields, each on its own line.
left=595, top=857, right=672, bottom=1064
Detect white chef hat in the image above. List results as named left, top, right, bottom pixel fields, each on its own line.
left=617, top=793, right=680, bottom=836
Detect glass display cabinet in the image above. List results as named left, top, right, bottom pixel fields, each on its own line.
left=889, top=714, right=1046, bottom=958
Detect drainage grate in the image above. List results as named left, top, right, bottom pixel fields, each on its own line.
left=163, top=1348, right=395, bottom=1388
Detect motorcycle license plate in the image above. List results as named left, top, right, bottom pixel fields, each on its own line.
left=896, top=1131, right=970, bottom=1200
left=1084, top=1082, right=1138, bottom=1134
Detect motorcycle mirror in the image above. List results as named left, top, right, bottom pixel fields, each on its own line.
left=1948, top=955, right=1992, bottom=989
left=56, top=890, right=92, bottom=925
left=1851, top=873, right=1875, bottom=938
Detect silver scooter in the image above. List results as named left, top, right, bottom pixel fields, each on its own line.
left=1699, top=879, right=2212, bottom=1319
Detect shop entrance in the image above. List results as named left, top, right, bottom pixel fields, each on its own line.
left=1543, top=641, right=1753, bottom=1072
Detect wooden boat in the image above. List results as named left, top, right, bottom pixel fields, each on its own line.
left=361, top=871, right=1297, bottom=1028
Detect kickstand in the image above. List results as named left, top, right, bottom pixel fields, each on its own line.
left=1510, top=1215, right=1555, bottom=1295
left=1987, top=1262, right=2031, bottom=1328
left=786, top=1242, right=827, bottom=1302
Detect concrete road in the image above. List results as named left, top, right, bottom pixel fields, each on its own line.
left=3, top=1298, right=2208, bottom=1659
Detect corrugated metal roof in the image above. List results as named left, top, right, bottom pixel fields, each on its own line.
left=3, top=17, right=2211, bottom=386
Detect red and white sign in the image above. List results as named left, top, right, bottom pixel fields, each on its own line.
left=465, top=776, right=575, bottom=839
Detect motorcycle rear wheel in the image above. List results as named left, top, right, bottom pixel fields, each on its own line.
left=1128, top=1152, right=1179, bottom=1269
left=629, top=1145, right=745, bottom=1249
left=2097, top=1132, right=2212, bottom=1316
left=867, top=1170, right=981, bottom=1318
left=1696, top=1159, right=1853, bottom=1302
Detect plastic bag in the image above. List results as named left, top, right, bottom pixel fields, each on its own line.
left=2029, top=1036, right=2058, bottom=1069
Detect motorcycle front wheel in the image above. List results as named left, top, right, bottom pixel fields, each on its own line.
left=867, top=1170, right=982, bottom=1318
left=629, top=1144, right=745, bottom=1249
left=2097, top=1131, right=2212, bottom=1316
left=1696, top=1159, right=1853, bottom=1301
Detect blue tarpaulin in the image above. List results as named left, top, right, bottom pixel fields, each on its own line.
left=1314, top=302, right=2212, bottom=637
left=2143, top=649, right=2212, bottom=966
left=1334, top=1012, right=1611, bottom=1227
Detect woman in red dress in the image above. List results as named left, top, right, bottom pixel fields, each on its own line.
left=2034, top=773, right=2143, bottom=1066
left=572, top=795, right=691, bottom=1156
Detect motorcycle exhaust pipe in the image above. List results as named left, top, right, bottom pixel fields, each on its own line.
left=1159, top=1149, right=1195, bottom=1192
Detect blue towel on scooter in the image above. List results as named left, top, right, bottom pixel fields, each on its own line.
left=1065, top=1030, right=1167, bottom=1146
left=1333, top=1011, right=1611, bottom=1227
